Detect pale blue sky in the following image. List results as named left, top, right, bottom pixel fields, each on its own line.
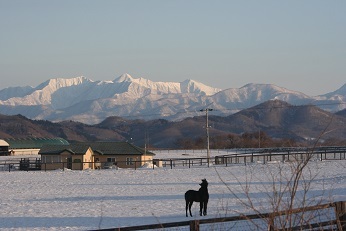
left=0, top=0, right=345, bottom=96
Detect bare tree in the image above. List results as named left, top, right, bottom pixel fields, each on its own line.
left=214, top=121, right=339, bottom=230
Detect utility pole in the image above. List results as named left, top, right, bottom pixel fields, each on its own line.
left=200, top=108, right=213, bottom=166
left=258, top=129, right=261, bottom=149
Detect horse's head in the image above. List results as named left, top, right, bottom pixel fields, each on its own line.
left=200, top=179, right=208, bottom=188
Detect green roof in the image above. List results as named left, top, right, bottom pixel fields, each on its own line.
left=39, top=141, right=155, bottom=156
left=39, top=144, right=90, bottom=155
left=5, top=138, right=69, bottom=149
left=87, top=142, right=155, bottom=155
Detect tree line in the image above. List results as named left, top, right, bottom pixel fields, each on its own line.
left=175, top=131, right=346, bottom=149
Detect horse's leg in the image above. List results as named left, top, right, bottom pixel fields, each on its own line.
left=185, top=200, right=188, bottom=217
left=189, top=201, right=193, bottom=217
left=203, top=201, right=208, bottom=216
left=199, top=202, right=203, bottom=216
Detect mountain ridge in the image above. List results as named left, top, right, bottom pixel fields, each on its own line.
left=0, top=74, right=345, bottom=124
left=0, top=100, right=345, bottom=148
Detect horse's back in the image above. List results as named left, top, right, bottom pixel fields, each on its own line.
left=185, top=190, right=200, bottom=202
left=185, top=190, right=196, bottom=198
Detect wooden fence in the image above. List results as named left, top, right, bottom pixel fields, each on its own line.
left=1, top=146, right=345, bottom=171
left=93, top=201, right=345, bottom=231
left=156, top=146, right=346, bottom=169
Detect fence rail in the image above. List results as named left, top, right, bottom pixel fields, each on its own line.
left=1, top=147, right=345, bottom=171
left=93, top=201, right=345, bottom=231
left=156, top=148, right=346, bottom=169
left=156, top=146, right=346, bottom=169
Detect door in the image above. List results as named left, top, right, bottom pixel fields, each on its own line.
left=67, top=157, right=72, bottom=169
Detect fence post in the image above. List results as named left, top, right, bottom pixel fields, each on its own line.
left=334, top=201, right=346, bottom=230
left=270, top=153, right=272, bottom=162
left=189, top=220, right=200, bottom=231
left=287, top=151, right=290, bottom=161
left=320, top=152, right=323, bottom=161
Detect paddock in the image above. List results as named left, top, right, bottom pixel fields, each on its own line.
left=1, top=146, right=346, bottom=171
left=154, top=146, right=346, bottom=169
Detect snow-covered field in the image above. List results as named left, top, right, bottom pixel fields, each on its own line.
left=0, top=150, right=345, bottom=231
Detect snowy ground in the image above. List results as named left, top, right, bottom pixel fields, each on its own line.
left=0, top=150, right=345, bottom=230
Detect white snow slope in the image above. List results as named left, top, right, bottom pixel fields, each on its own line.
left=0, top=151, right=345, bottom=231
left=0, top=74, right=345, bottom=123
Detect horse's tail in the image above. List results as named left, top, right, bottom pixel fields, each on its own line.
left=185, top=190, right=192, bottom=217
left=184, top=191, right=189, bottom=201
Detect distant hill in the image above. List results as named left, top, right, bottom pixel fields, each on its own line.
left=223, top=100, right=346, bottom=141
left=1, top=100, right=345, bottom=148
left=335, top=108, right=346, bottom=117
left=0, top=74, right=345, bottom=124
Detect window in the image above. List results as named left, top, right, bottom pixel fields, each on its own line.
left=107, top=157, right=117, bottom=165
left=107, top=157, right=116, bottom=163
left=73, top=159, right=81, bottom=163
left=126, top=157, right=133, bottom=165
left=43, top=155, right=61, bottom=163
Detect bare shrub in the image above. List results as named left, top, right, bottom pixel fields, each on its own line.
left=214, top=125, right=339, bottom=230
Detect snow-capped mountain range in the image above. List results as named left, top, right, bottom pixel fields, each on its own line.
left=0, top=73, right=345, bottom=124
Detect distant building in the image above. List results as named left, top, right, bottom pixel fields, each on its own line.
left=4, top=137, right=69, bottom=155
left=39, top=143, right=93, bottom=170
left=0, top=139, right=10, bottom=156
left=39, top=141, right=155, bottom=170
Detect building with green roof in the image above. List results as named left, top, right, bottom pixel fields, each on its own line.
left=39, top=141, right=155, bottom=170
left=4, top=137, right=69, bottom=155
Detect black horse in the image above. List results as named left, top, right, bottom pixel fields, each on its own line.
left=185, top=179, right=209, bottom=217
